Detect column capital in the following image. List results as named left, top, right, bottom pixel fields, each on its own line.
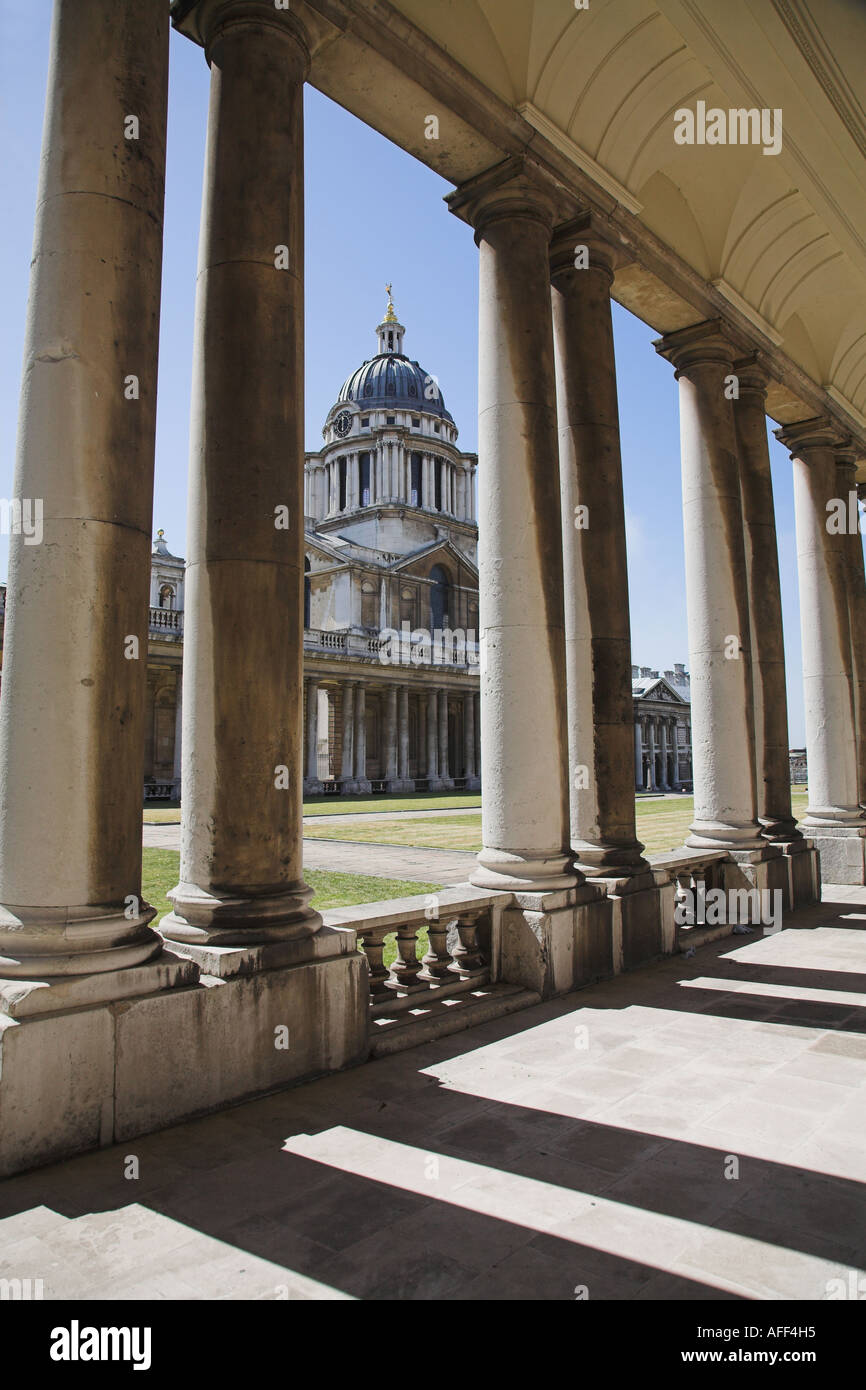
left=549, top=213, right=621, bottom=282
left=732, top=351, right=772, bottom=398
left=654, top=318, right=747, bottom=377
left=446, top=155, right=558, bottom=242
left=775, top=416, right=851, bottom=459
left=173, top=0, right=312, bottom=76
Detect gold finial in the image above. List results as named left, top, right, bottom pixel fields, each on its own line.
left=384, top=283, right=397, bottom=323
left=157, top=529, right=165, bottom=538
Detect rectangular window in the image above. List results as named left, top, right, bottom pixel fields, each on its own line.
left=411, top=417, right=420, bottom=428
left=338, top=457, right=347, bottom=511
left=434, top=459, right=442, bottom=512
left=386, top=415, right=396, bottom=425
left=361, top=416, right=369, bottom=427
left=359, top=452, right=371, bottom=507
left=410, top=453, right=422, bottom=506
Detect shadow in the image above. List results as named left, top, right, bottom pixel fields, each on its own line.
left=0, top=905, right=864, bottom=1300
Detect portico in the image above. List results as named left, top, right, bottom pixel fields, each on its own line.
left=0, top=0, right=863, bottom=1178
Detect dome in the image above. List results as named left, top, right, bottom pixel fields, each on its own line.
left=336, top=353, right=454, bottom=421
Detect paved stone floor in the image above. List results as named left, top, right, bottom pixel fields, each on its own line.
left=143, top=822, right=474, bottom=884
left=2, top=887, right=865, bottom=1300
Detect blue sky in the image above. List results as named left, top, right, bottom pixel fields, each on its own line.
left=0, top=1, right=811, bottom=742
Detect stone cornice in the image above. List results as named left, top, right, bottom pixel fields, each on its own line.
left=775, top=416, right=852, bottom=457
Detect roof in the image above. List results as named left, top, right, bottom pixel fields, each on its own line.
left=336, top=353, right=453, bottom=422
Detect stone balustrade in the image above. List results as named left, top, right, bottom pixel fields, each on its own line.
left=149, top=606, right=183, bottom=635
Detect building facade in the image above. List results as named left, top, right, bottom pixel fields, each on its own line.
left=633, top=664, right=693, bottom=792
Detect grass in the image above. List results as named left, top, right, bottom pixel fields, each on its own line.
left=144, top=790, right=482, bottom=824
left=300, top=790, right=814, bottom=856
left=142, top=848, right=441, bottom=924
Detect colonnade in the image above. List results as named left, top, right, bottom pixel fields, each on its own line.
left=303, top=678, right=481, bottom=792
left=305, top=447, right=476, bottom=520
left=0, top=0, right=862, bottom=1176
left=634, top=717, right=687, bottom=792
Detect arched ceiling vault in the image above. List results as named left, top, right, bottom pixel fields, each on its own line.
left=214, top=0, right=866, bottom=465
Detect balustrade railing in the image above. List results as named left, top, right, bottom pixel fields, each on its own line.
left=149, top=606, right=182, bottom=633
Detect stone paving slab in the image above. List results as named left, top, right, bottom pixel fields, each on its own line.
left=1, top=891, right=865, bottom=1300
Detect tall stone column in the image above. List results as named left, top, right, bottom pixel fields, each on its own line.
left=777, top=419, right=866, bottom=882
left=733, top=358, right=801, bottom=844
left=354, top=682, right=371, bottom=793
left=304, top=678, right=322, bottom=792
left=839, top=454, right=866, bottom=810
left=173, top=675, right=183, bottom=789
left=426, top=687, right=440, bottom=787
left=464, top=689, right=479, bottom=788
left=634, top=721, right=642, bottom=792
left=448, top=162, right=575, bottom=893
left=670, top=721, right=681, bottom=791
left=656, top=321, right=766, bottom=856
left=659, top=720, right=669, bottom=790
left=398, top=685, right=410, bottom=787
left=550, top=222, right=648, bottom=878
left=438, top=689, right=453, bottom=787
left=340, top=681, right=356, bottom=790
left=384, top=684, right=399, bottom=789
left=0, top=0, right=180, bottom=989
left=163, top=2, right=322, bottom=956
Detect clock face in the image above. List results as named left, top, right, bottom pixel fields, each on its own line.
left=334, top=410, right=352, bottom=438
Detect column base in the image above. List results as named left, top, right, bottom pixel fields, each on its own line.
left=470, top=847, right=578, bottom=894
left=353, top=779, right=373, bottom=795
left=686, top=819, right=766, bottom=851
left=161, top=880, right=322, bottom=954
left=385, top=779, right=414, bottom=794
left=571, top=837, right=650, bottom=879
left=463, top=776, right=481, bottom=792
left=0, top=943, right=367, bottom=1179
left=718, top=844, right=791, bottom=922
left=303, top=778, right=324, bottom=795
left=0, top=900, right=162, bottom=979
left=804, top=824, right=866, bottom=885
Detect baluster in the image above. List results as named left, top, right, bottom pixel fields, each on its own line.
left=389, top=922, right=426, bottom=991
left=359, top=926, right=391, bottom=999
left=420, top=915, right=457, bottom=982
left=449, top=912, right=486, bottom=978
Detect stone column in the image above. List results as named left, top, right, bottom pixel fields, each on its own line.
left=384, top=684, right=399, bottom=789
left=634, top=721, right=642, bottom=792
left=340, top=681, right=355, bottom=789
left=163, top=2, right=321, bottom=957
left=551, top=222, right=647, bottom=878
left=304, top=678, right=322, bottom=792
left=777, top=419, right=866, bottom=882
left=354, top=682, right=371, bottom=792
left=398, top=685, right=410, bottom=787
left=438, top=688, right=453, bottom=787
left=474, top=691, right=481, bottom=784
left=659, top=720, right=669, bottom=790
left=0, top=0, right=180, bottom=990
left=448, top=163, right=575, bottom=893
left=734, top=357, right=801, bottom=845
left=840, top=456, right=866, bottom=810
left=173, top=674, right=183, bottom=789
left=464, top=689, right=479, bottom=788
left=426, top=687, right=440, bottom=786
left=656, top=321, right=765, bottom=854
left=670, top=720, right=681, bottom=791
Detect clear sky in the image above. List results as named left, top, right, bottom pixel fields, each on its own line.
left=0, top=1, right=816, bottom=743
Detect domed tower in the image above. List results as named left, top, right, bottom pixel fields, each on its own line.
left=304, top=289, right=477, bottom=561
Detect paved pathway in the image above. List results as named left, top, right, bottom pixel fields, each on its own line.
left=2, top=885, right=864, bottom=1299
left=143, top=823, right=474, bottom=885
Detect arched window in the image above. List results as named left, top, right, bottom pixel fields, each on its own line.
left=304, top=557, right=311, bottom=630
left=430, top=565, right=449, bottom=630
left=361, top=581, right=378, bottom=629
left=159, top=584, right=174, bottom=610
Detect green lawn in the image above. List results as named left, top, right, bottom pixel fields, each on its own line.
left=144, top=790, right=482, bottom=824
left=142, top=848, right=441, bottom=925
left=300, top=790, right=814, bottom=856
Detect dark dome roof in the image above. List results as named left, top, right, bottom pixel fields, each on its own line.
left=336, top=353, right=453, bottom=421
